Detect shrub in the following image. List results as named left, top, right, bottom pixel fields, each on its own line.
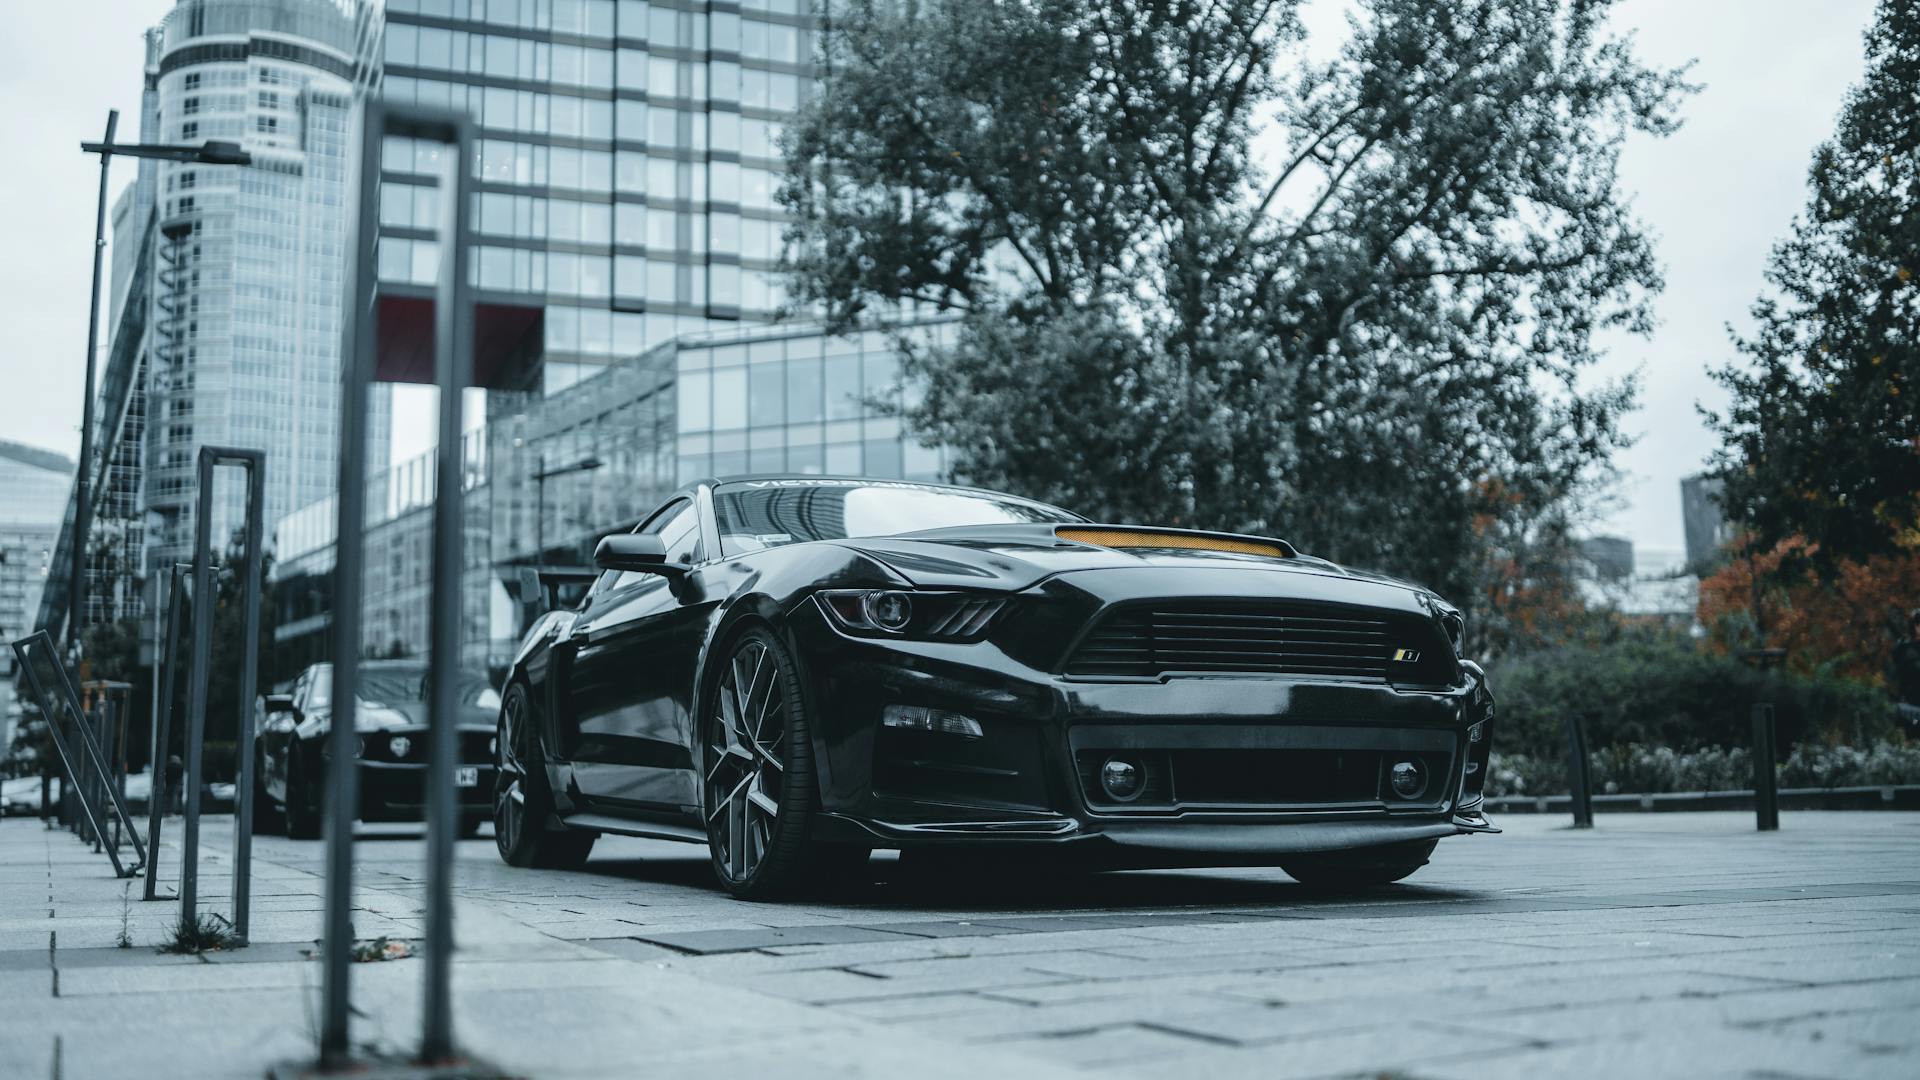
left=1487, top=741, right=1920, bottom=797
left=1487, top=633, right=1896, bottom=764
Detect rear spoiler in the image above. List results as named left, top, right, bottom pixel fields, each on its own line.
left=1055, top=526, right=1298, bottom=559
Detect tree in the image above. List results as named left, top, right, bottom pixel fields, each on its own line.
left=781, top=0, right=1690, bottom=650
left=1697, top=532, right=1920, bottom=686
left=1706, top=0, right=1920, bottom=572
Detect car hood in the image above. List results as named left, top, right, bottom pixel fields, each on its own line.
left=838, top=523, right=1436, bottom=600
left=357, top=701, right=495, bottom=732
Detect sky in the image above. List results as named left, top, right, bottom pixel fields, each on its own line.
left=0, top=0, right=1882, bottom=555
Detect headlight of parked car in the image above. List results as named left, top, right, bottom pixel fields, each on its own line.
left=817, top=590, right=1005, bottom=642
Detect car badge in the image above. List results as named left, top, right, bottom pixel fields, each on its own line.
left=1392, top=648, right=1421, bottom=663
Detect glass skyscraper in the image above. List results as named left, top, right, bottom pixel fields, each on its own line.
left=130, top=0, right=391, bottom=571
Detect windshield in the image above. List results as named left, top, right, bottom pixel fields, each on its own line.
left=307, top=665, right=499, bottom=710
left=713, top=479, right=1082, bottom=556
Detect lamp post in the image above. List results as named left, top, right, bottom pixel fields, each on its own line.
left=532, top=455, right=604, bottom=562
left=70, top=112, right=251, bottom=656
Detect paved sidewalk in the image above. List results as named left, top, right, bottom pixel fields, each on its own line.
left=2, top=811, right=1918, bottom=1079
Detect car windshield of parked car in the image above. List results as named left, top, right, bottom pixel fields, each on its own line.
left=714, top=480, right=1082, bottom=555
left=306, top=665, right=499, bottom=710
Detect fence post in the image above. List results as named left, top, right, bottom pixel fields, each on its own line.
left=1751, top=703, right=1780, bottom=831
left=1565, top=714, right=1594, bottom=828
left=1738, top=647, right=1788, bottom=832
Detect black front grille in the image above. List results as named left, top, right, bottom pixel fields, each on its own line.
left=1066, top=602, right=1412, bottom=680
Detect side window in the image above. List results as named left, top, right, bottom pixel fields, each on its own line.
left=608, top=499, right=704, bottom=591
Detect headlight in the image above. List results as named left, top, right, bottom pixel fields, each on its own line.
left=818, top=590, right=1005, bottom=641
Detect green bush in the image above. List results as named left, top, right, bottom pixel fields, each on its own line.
left=1487, top=634, right=1896, bottom=764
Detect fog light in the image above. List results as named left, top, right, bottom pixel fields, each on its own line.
left=1390, top=759, right=1427, bottom=799
left=1100, top=757, right=1144, bottom=801
left=881, top=705, right=983, bottom=737
left=389, top=735, right=412, bottom=759
left=1466, top=719, right=1487, bottom=744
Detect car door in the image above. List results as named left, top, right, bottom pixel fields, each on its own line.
left=564, top=499, right=715, bottom=811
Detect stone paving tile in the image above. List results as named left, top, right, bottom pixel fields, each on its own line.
left=8, top=810, right=1920, bottom=1077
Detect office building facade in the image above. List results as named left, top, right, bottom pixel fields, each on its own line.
left=376, top=0, right=815, bottom=394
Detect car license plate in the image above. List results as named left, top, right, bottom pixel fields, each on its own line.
left=455, top=766, right=479, bottom=788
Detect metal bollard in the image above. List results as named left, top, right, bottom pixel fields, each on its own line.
left=1751, top=703, right=1779, bottom=831
left=180, top=447, right=266, bottom=940
left=1565, top=713, right=1595, bottom=828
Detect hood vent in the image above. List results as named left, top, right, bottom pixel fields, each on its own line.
left=1056, top=527, right=1294, bottom=559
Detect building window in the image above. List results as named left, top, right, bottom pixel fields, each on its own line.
left=257, top=90, right=280, bottom=109
left=183, top=72, right=201, bottom=91
left=182, top=96, right=201, bottom=115
left=181, top=122, right=199, bottom=141
left=256, top=116, right=279, bottom=134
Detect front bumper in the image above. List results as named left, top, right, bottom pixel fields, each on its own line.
left=343, top=725, right=497, bottom=823
left=788, top=601, right=1497, bottom=861
left=357, top=760, right=497, bottom=823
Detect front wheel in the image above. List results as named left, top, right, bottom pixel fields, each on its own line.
left=494, top=683, right=595, bottom=870
left=284, top=745, right=322, bottom=840
left=1280, top=838, right=1438, bottom=889
left=701, top=625, right=847, bottom=901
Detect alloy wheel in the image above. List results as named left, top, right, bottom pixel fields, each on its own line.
left=705, top=637, right=788, bottom=883
left=493, top=691, right=526, bottom=858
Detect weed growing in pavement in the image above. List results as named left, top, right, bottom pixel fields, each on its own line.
left=160, top=913, right=238, bottom=955
left=116, top=882, right=133, bottom=949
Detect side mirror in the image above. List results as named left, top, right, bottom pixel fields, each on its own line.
left=593, top=533, right=688, bottom=577
left=264, top=694, right=295, bottom=714
left=516, top=566, right=546, bottom=613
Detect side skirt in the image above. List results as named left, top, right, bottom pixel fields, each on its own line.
left=560, top=811, right=707, bottom=846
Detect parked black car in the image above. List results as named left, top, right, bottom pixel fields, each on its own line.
left=256, top=660, right=500, bottom=839
left=492, top=476, right=1497, bottom=899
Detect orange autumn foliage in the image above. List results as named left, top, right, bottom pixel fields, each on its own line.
left=1697, top=533, right=1920, bottom=686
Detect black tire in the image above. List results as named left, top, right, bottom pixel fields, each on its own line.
left=494, top=682, right=596, bottom=870
left=250, top=750, right=284, bottom=836
left=700, top=624, right=845, bottom=901
left=284, top=744, right=323, bottom=840
left=1280, top=838, right=1438, bottom=889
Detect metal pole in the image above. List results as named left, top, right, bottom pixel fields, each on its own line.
left=320, top=96, right=383, bottom=1067
left=1566, top=714, right=1594, bottom=829
left=71, top=110, right=118, bottom=656
left=144, top=565, right=187, bottom=901
left=180, top=450, right=217, bottom=926
left=230, top=456, right=266, bottom=942
left=421, top=109, right=475, bottom=1065
left=534, top=456, right=545, bottom=562
left=1752, top=703, right=1780, bottom=831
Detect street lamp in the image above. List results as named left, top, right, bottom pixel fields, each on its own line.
left=532, top=455, right=604, bottom=562
left=70, top=110, right=251, bottom=656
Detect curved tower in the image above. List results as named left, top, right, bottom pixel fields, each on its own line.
left=142, top=0, right=387, bottom=568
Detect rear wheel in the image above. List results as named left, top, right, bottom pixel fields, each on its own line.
left=494, top=682, right=596, bottom=870
left=702, top=625, right=852, bottom=900
left=1280, top=838, right=1437, bottom=889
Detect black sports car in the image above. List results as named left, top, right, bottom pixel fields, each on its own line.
left=494, top=476, right=1496, bottom=899
left=256, top=660, right=500, bottom=838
